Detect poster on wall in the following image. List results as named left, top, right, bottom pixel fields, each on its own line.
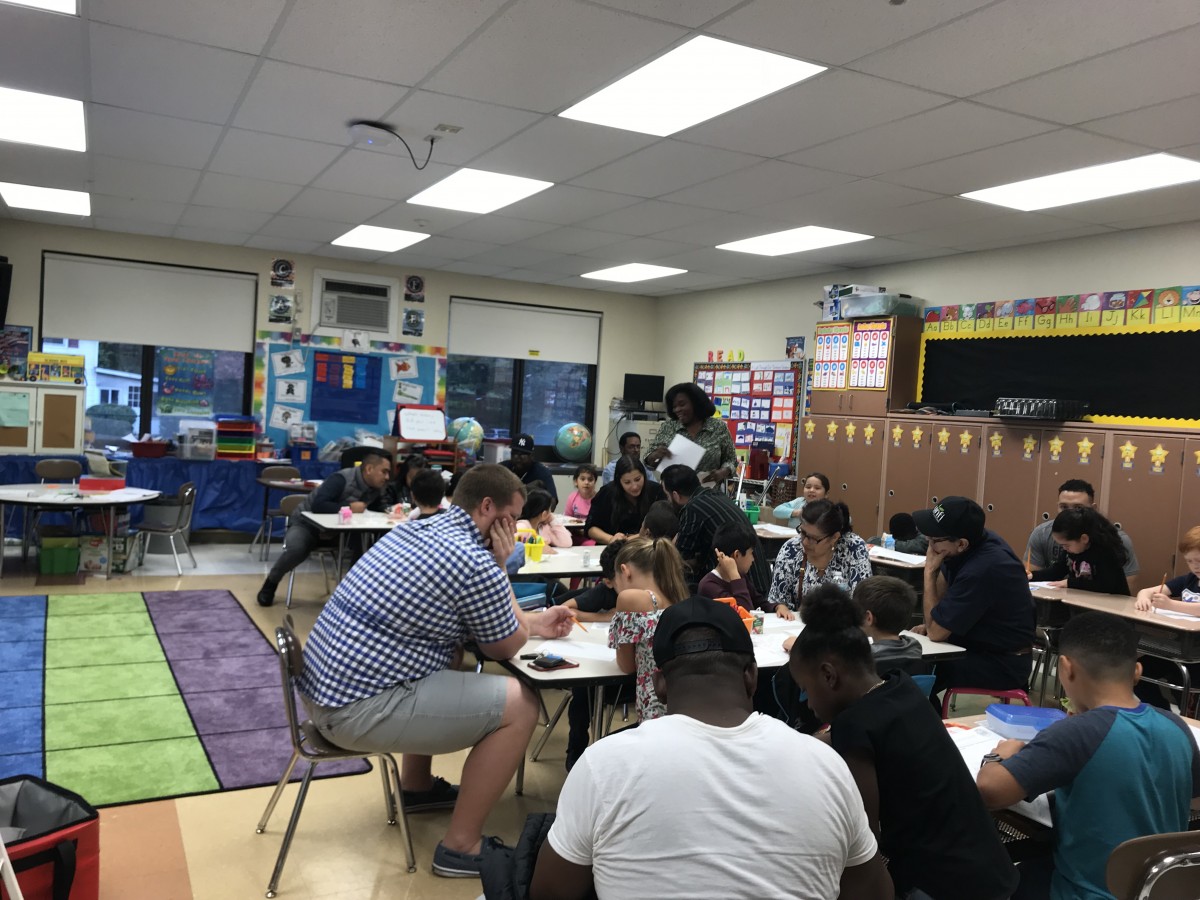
left=268, top=294, right=295, bottom=324
left=310, top=351, right=383, bottom=424
left=402, top=307, right=425, bottom=337
left=156, top=347, right=216, bottom=415
left=270, top=348, right=306, bottom=377
left=270, top=258, right=295, bottom=288
left=276, top=378, right=307, bottom=402
left=0, top=325, right=33, bottom=380
left=785, top=336, right=805, bottom=361
left=404, top=275, right=425, bottom=303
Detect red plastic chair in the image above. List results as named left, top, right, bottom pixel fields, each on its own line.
left=941, top=687, right=1031, bottom=719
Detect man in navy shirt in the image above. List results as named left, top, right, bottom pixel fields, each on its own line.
left=911, top=496, right=1036, bottom=703
left=501, top=433, right=558, bottom=503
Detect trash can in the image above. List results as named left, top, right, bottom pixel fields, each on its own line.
left=0, top=775, right=99, bottom=900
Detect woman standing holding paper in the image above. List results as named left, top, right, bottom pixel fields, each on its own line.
left=643, top=382, right=738, bottom=485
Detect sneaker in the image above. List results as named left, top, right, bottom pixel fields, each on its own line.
left=402, top=776, right=458, bottom=812
left=431, top=835, right=510, bottom=878
left=256, top=585, right=275, bottom=607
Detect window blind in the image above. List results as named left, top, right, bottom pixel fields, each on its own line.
left=448, top=296, right=600, bottom=365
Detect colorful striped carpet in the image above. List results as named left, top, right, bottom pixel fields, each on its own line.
left=0, top=589, right=366, bottom=806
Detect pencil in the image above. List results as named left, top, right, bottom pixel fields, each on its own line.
left=1024, top=548, right=1032, bottom=575
left=571, top=613, right=588, bottom=633
left=1159, top=572, right=1168, bottom=595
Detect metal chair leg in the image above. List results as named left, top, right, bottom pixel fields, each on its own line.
left=383, top=754, right=416, bottom=873
left=286, top=570, right=296, bottom=609
left=256, top=750, right=301, bottom=833
left=264, top=761, right=316, bottom=898
left=249, top=520, right=267, bottom=555
left=516, top=754, right=525, bottom=796
left=181, top=534, right=197, bottom=568
left=531, top=694, right=570, bottom=762
left=167, top=534, right=182, bottom=577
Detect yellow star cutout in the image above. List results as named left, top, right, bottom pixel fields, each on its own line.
left=1022, top=435, right=1037, bottom=454
left=845, top=422, right=857, bottom=440
left=959, top=430, right=973, bottom=450
left=1077, top=437, right=1094, bottom=458
left=936, top=427, right=950, bottom=448
left=1048, top=436, right=1064, bottom=456
left=1119, top=440, right=1137, bottom=462
left=804, top=420, right=815, bottom=438
left=1149, top=444, right=1169, bottom=466
left=863, top=424, right=876, bottom=443
left=1194, top=449, right=1200, bottom=466
left=911, top=426, right=924, bottom=446
left=891, top=424, right=904, bottom=443
left=989, top=433, right=1003, bottom=451
left=826, top=421, right=839, bottom=439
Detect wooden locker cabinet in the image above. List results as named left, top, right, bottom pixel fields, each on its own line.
left=809, top=316, right=923, bottom=416
left=797, top=415, right=886, bottom=533
left=925, top=421, right=985, bottom=505
left=980, top=425, right=1042, bottom=554
left=1105, top=431, right=1186, bottom=593
left=1178, top=438, right=1200, bottom=579
left=0, top=384, right=85, bottom=455
left=1033, top=427, right=1107, bottom=529
left=881, top=419, right=932, bottom=532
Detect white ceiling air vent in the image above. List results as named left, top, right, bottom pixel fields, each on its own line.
left=313, top=269, right=398, bottom=335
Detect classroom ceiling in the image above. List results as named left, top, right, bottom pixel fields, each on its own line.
left=2, top=0, right=1200, bottom=296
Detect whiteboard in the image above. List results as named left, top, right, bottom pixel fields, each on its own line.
left=398, top=406, right=447, bottom=441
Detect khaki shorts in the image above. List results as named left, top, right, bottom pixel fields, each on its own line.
left=304, top=668, right=508, bottom=757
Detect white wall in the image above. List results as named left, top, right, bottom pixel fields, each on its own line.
left=0, top=219, right=658, bottom=454
left=654, top=221, right=1200, bottom=384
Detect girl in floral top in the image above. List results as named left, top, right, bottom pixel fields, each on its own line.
left=767, top=500, right=872, bottom=617
left=607, top=536, right=689, bottom=721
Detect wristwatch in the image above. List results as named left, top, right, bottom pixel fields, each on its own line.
left=980, top=752, right=1003, bottom=769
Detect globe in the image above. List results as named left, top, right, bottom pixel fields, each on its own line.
left=448, top=416, right=484, bottom=455
left=554, top=422, right=593, bottom=462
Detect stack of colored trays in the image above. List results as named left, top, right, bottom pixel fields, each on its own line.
left=215, top=415, right=256, bottom=460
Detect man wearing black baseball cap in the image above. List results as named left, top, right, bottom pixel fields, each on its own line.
left=501, top=433, right=558, bottom=502
left=530, top=597, right=892, bottom=900
left=911, top=497, right=1035, bottom=703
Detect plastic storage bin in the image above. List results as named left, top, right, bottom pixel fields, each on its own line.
left=0, top=775, right=100, bottom=900
left=986, top=704, right=1066, bottom=741
left=841, top=293, right=923, bottom=319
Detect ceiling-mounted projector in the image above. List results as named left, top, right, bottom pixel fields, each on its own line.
left=347, top=120, right=398, bottom=147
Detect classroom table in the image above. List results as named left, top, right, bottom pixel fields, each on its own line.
left=553, top=514, right=587, bottom=532
left=0, top=484, right=161, bottom=579
left=867, top=546, right=926, bottom=570
left=250, top=476, right=317, bottom=559
left=517, top=545, right=602, bottom=579
left=755, top=522, right=796, bottom=563
left=301, top=510, right=399, bottom=577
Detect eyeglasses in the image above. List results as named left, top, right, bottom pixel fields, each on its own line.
left=798, top=529, right=830, bottom=544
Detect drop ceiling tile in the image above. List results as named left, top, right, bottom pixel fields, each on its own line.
left=400, top=236, right=501, bottom=261
left=466, top=245, right=561, bottom=268
left=516, top=226, right=625, bottom=254
left=91, top=217, right=174, bottom=237
left=313, top=151, right=459, bottom=201
left=787, top=103, right=1055, bottom=178
left=437, top=260, right=513, bottom=278
left=952, top=223, right=1116, bottom=253
left=89, top=195, right=186, bottom=225
left=810, top=196, right=1007, bottom=237
left=279, top=188, right=395, bottom=224
left=589, top=0, right=742, bottom=28
left=173, top=225, right=253, bottom=246
left=91, top=155, right=202, bottom=203
left=575, top=236, right=697, bottom=262
left=849, top=0, right=1200, bottom=96
left=1172, top=142, right=1200, bottom=163
left=660, top=160, right=855, bottom=211
left=319, top=244, right=389, bottom=263
left=842, top=245, right=961, bottom=266
left=0, top=5, right=87, bottom=98
left=244, top=234, right=321, bottom=254
left=0, top=144, right=90, bottom=190
left=87, top=105, right=223, bottom=170
left=90, top=23, right=256, bottom=124
left=469, top=117, right=656, bottom=182
left=496, top=268, right=570, bottom=285
left=678, top=70, right=947, bottom=158
left=366, top=202, right=478, bottom=233
left=208, top=129, right=345, bottom=185
left=975, top=26, right=1200, bottom=125
left=1079, top=95, right=1200, bottom=150
left=895, top=212, right=1104, bottom=250
left=90, top=0, right=286, bottom=53
left=571, top=140, right=760, bottom=197
left=502, top=185, right=641, bottom=226
left=232, top=60, right=410, bottom=145
left=639, top=272, right=755, bottom=293
left=256, top=215, right=348, bottom=242
left=798, top=237, right=937, bottom=267
left=651, top=213, right=794, bottom=247
left=708, top=0, right=993, bottom=67
left=269, top=0, right=507, bottom=85
left=577, top=199, right=720, bottom=236
left=424, top=0, right=685, bottom=113
left=191, top=172, right=301, bottom=213
left=1105, top=208, right=1200, bottom=231
left=525, top=255, right=607, bottom=276
left=752, top=179, right=942, bottom=225
left=1039, top=181, right=1200, bottom=227
left=177, top=205, right=274, bottom=232
left=653, top=247, right=825, bottom=279
left=374, top=251, right=454, bottom=269
left=441, top=216, right=555, bottom=245
left=879, top=129, right=1148, bottom=195
left=553, top=275, right=650, bottom=294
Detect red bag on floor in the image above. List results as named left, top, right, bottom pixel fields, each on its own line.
left=0, top=776, right=99, bottom=900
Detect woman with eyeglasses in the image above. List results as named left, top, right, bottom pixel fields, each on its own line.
left=767, top=499, right=872, bottom=620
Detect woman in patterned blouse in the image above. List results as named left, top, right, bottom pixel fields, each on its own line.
left=768, top=499, right=872, bottom=618
left=644, top=382, right=738, bottom=485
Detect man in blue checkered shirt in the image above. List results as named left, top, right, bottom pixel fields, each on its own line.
left=298, top=464, right=575, bottom=879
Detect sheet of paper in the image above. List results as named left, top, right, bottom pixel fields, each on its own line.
left=0, top=391, right=29, bottom=427
left=868, top=547, right=927, bottom=565
left=1028, top=581, right=1056, bottom=591
left=389, top=355, right=418, bottom=380
left=751, top=632, right=792, bottom=668
left=949, top=725, right=1053, bottom=827
left=1154, top=607, right=1200, bottom=621
left=655, top=433, right=705, bottom=473
left=756, top=523, right=797, bottom=538
left=270, top=404, right=304, bottom=429
left=1189, top=725, right=1200, bottom=750
left=392, top=380, right=424, bottom=404
left=276, top=379, right=307, bottom=402
left=534, top=639, right=616, bottom=662
left=270, top=348, right=306, bottom=376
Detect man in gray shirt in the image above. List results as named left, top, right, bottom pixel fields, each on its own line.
left=1026, top=478, right=1138, bottom=590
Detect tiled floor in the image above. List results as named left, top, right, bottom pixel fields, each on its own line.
left=2, top=545, right=572, bottom=900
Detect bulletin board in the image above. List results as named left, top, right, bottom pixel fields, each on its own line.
left=693, top=359, right=804, bottom=462
left=254, top=330, right=447, bottom=449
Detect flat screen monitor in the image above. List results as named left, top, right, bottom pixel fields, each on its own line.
left=623, top=373, right=664, bottom=406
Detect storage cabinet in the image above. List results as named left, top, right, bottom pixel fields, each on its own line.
left=810, top=316, right=923, bottom=416
left=979, top=425, right=1042, bottom=554
left=0, top=384, right=85, bottom=455
left=1033, top=427, right=1106, bottom=529
left=1105, top=432, right=1186, bottom=592
left=881, top=420, right=932, bottom=530
left=1178, top=438, right=1200, bottom=579
left=797, top=415, right=886, bottom=531
left=925, top=421, right=985, bottom=504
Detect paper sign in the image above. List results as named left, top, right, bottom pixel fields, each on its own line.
left=343, top=330, right=370, bottom=352
left=276, top=379, right=307, bottom=402
left=655, top=433, right=705, bottom=473
left=393, top=380, right=424, bottom=404
left=390, top=355, right=418, bottom=380
left=271, top=349, right=306, bottom=377
left=397, top=406, right=446, bottom=441
left=270, top=404, right=304, bottom=429
left=0, top=391, right=30, bottom=427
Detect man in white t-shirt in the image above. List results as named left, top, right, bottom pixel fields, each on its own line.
left=530, top=597, right=892, bottom=900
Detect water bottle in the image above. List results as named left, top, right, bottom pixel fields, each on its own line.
left=884, top=532, right=895, bottom=551
left=582, top=550, right=592, bottom=567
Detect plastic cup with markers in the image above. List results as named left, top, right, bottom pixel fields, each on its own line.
left=526, top=535, right=544, bottom=562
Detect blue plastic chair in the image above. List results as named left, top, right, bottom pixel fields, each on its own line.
left=912, top=674, right=936, bottom=697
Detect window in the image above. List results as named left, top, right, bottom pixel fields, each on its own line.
left=445, top=355, right=515, bottom=439
left=520, top=360, right=591, bottom=447
left=49, top=338, right=251, bottom=448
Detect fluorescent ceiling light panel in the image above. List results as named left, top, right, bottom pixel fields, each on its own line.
left=331, top=224, right=428, bottom=252
left=0, top=86, right=86, bottom=151
left=582, top=263, right=687, bottom=283
left=961, top=153, right=1200, bottom=211
left=0, top=181, right=89, bottom=215
left=717, top=226, right=872, bottom=257
left=407, top=168, right=553, bottom=214
left=0, top=0, right=77, bottom=13
left=559, top=35, right=826, bottom=137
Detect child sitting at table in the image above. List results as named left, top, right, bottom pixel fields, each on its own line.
left=696, top=522, right=761, bottom=611
left=1135, top=525, right=1200, bottom=614
left=866, top=512, right=929, bottom=555
left=977, top=612, right=1200, bottom=900
left=608, top=537, right=689, bottom=721
left=516, top=488, right=572, bottom=548
left=853, top=576, right=926, bottom=676
left=405, top=468, right=446, bottom=520
left=1029, top=506, right=1129, bottom=595
left=563, top=464, right=599, bottom=520
left=791, top=586, right=1018, bottom=900
left=639, top=500, right=679, bottom=541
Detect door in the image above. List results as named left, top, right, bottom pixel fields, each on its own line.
left=926, top=422, right=984, bottom=505
left=1178, top=438, right=1200, bottom=579
left=881, top=419, right=932, bottom=528
left=980, top=425, right=1041, bottom=554
left=36, top=388, right=84, bottom=455
left=1033, top=427, right=1106, bottom=531
left=0, top=387, right=36, bottom=454
left=1106, top=431, right=1186, bottom=592
left=833, top=417, right=885, bottom=536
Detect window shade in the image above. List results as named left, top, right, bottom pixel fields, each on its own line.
left=41, top=253, right=257, bottom=352
left=448, top=297, right=600, bottom=365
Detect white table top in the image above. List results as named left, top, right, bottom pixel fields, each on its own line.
left=302, top=510, right=400, bottom=532
left=0, top=484, right=161, bottom=506
left=868, top=546, right=926, bottom=569
left=517, top=545, right=602, bottom=578
left=755, top=523, right=797, bottom=540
